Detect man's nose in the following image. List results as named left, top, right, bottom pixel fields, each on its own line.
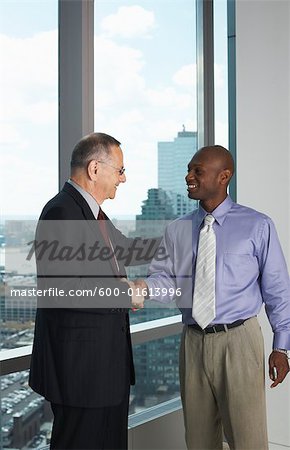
left=186, top=171, right=195, bottom=181
left=120, top=173, right=126, bottom=183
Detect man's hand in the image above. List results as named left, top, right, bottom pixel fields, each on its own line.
left=120, top=278, right=145, bottom=309
left=133, top=279, right=149, bottom=298
left=129, top=280, right=145, bottom=309
left=268, top=351, right=289, bottom=388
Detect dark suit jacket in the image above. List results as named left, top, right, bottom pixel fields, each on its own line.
left=29, top=182, right=158, bottom=408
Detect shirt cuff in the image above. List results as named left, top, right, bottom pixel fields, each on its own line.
left=145, top=277, right=174, bottom=303
left=273, top=331, right=290, bottom=350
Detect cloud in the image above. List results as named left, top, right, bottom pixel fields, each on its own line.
left=0, top=153, right=58, bottom=216
left=173, top=64, right=197, bottom=88
left=173, top=63, right=225, bottom=89
left=215, top=63, right=225, bottom=89
left=101, top=5, right=155, bottom=39
left=0, top=31, right=57, bottom=87
left=94, top=36, right=145, bottom=108
left=0, top=30, right=58, bottom=125
left=0, top=30, right=58, bottom=216
left=93, top=34, right=199, bottom=216
left=144, top=87, right=192, bottom=109
left=215, top=121, right=228, bottom=148
left=0, top=124, right=25, bottom=147
left=94, top=36, right=195, bottom=112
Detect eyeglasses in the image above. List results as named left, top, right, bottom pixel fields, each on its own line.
left=97, top=160, right=126, bottom=176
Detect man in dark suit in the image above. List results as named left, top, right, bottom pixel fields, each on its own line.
left=29, top=132, right=155, bottom=449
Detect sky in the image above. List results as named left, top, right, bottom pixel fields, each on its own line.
left=0, top=0, right=228, bottom=219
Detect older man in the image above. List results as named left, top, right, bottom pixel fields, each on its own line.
left=29, top=132, right=156, bottom=449
left=136, top=145, right=290, bottom=449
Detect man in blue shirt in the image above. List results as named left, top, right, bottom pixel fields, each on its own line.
left=135, top=146, right=290, bottom=449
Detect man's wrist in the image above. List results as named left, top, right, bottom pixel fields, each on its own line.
left=273, top=348, right=289, bottom=358
left=134, top=279, right=149, bottom=298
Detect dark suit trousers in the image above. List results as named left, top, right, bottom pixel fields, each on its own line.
left=50, top=386, right=130, bottom=450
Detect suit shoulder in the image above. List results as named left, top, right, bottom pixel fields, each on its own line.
left=40, top=191, right=82, bottom=220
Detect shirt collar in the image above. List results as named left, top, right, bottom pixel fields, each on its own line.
left=68, top=179, right=100, bottom=219
left=197, top=195, right=234, bottom=226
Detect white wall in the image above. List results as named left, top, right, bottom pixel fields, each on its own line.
left=236, top=0, right=290, bottom=261
left=236, top=0, right=290, bottom=447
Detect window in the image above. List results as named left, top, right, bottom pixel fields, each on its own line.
left=131, top=334, right=181, bottom=413
left=94, top=0, right=198, bottom=326
left=0, top=0, right=58, bottom=355
left=94, top=0, right=197, bottom=219
left=214, top=0, right=229, bottom=147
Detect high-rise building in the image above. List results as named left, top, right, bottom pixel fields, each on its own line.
left=158, top=127, right=197, bottom=215
left=126, top=188, right=176, bottom=280
left=136, top=188, right=176, bottom=234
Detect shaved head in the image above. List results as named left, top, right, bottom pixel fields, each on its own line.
left=186, top=145, right=234, bottom=212
left=195, top=145, right=234, bottom=177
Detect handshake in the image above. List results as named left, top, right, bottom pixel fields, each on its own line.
left=121, top=278, right=148, bottom=310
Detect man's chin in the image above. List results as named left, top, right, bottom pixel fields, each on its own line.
left=188, top=192, right=200, bottom=200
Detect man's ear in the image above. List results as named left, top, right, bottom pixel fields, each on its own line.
left=87, top=160, right=98, bottom=180
left=219, top=169, right=232, bottom=185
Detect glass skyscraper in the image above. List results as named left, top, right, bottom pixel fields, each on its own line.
left=158, top=128, right=198, bottom=215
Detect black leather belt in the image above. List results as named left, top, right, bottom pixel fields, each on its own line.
left=189, top=319, right=247, bottom=334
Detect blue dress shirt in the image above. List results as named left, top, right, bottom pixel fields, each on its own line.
left=146, top=196, right=290, bottom=349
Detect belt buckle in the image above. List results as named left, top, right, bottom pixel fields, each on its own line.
left=212, top=324, right=228, bottom=333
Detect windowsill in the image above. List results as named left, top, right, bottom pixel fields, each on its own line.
left=0, top=315, right=183, bottom=375
left=128, top=397, right=182, bottom=428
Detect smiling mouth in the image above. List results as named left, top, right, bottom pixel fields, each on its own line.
left=187, top=184, right=198, bottom=190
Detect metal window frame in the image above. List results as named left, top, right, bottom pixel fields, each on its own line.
left=196, top=0, right=215, bottom=148
left=227, top=0, right=237, bottom=201
left=59, top=0, right=94, bottom=187
left=196, top=0, right=237, bottom=201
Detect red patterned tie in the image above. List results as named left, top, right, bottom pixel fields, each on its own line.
left=97, top=208, right=119, bottom=275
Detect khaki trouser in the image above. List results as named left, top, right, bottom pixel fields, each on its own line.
left=179, top=317, right=268, bottom=450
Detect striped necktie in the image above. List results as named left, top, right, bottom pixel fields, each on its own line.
left=192, top=214, right=216, bottom=329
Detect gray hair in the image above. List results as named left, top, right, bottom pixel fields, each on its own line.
left=70, top=132, right=121, bottom=172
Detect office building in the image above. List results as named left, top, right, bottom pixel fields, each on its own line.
left=158, top=128, right=197, bottom=215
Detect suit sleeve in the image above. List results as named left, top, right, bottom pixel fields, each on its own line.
left=34, top=207, right=132, bottom=311
left=146, top=225, right=177, bottom=304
